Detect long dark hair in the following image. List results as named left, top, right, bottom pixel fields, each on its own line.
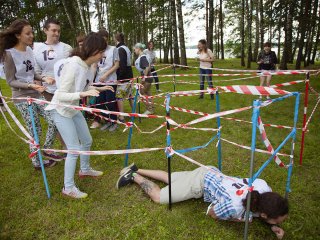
left=198, top=39, right=208, bottom=53
left=147, top=40, right=154, bottom=50
left=115, top=32, right=125, bottom=43
left=71, top=32, right=107, bottom=61
left=0, top=19, right=31, bottom=61
left=242, top=191, right=289, bottom=219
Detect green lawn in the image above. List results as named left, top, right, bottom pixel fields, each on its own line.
left=0, top=59, right=319, bottom=240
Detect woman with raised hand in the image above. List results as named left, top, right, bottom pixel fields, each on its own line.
left=0, top=19, right=58, bottom=170
left=46, top=33, right=114, bottom=199
left=197, top=39, right=215, bottom=100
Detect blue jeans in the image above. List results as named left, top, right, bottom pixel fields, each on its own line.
left=151, top=66, right=160, bottom=90
left=52, top=110, right=92, bottom=189
left=94, top=85, right=117, bottom=121
left=199, top=68, right=213, bottom=95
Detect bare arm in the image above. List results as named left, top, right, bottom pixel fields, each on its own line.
left=99, top=60, right=119, bottom=82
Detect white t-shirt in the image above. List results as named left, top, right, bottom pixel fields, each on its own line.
left=95, top=45, right=119, bottom=84
left=46, top=56, right=95, bottom=118
left=204, top=168, right=272, bottom=221
left=33, top=42, right=72, bottom=93
left=199, top=49, right=214, bottom=69
left=6, top=46, right=35, bottom=84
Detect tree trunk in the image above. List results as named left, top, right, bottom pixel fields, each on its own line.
left=280, top=2, right=289, bottom=70
left=259, top=0, right=264, bottom=50
left=306, top=0, right=318, bottom=66
left=95, top=0, right=102, bottom=29
left=61, top=0, right=75, bottom=30
left=246, top=0, right=253, bottom=68
left=296, top=0, right=311, bottom=69
left=253, top=0, right=260, bottom=61
left=76, top=0, right=87, bottom=34
left=219, top=0, right=224, bottom=59
left=171, top=0, right=180, bottom=64
left=208, top=0, right=214, bottom=51
left=311, top=20, right=320, bottom=64
left=206, top=0, right=209, bottom=41
left=240, top=0, right=245, bottom=66
left=176, top=0, right=187, bottom=66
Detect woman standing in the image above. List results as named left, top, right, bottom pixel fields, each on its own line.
left=134, top=43, right=154, bottom=115
left=197, top=39, right=215, bottom=100
left=46, top=33, right=114, bottom=198
left=0, top=19, right=59, bottom=170
left=143, top=40, right=161, bottom=93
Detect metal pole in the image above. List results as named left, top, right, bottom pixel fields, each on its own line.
left=137, top=78, right=141, bottom=123
left=27, top=100, right=51, bottom=198
left=244, top=99, right=260, bottom=240
left=299, top=73, right=310, bottom=165
left=173, top=64, right=176, bottom=92
left=215, top=90, right=222, bottom=170
left=165, top=94, right=172, bottom=210
left=124, top=86, right=139, bottom=167
left=286, top=92, right=300, bottom=198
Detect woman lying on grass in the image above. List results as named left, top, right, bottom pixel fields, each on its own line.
left=117, top=164, right=288, bottom=239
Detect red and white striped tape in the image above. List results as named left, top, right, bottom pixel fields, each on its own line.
left=42, top=146, right=165, bottom=156
left=220, top=138, right=291, bottom=158
left=219, top=85, right=290, bottom=95
left=304, top=97, right=320, bottom=131
left=269, top=80, right=305, bottom=88
left=257, top=116, right=287, bottom=167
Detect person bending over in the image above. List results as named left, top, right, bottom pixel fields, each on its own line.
left=117, top=164, right=288, bottom=239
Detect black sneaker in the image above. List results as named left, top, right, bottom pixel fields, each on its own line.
left=120, top=163, right=138, bottom=175
left=43, top=151, right=65, bottom=161
left=199, top=95, right=204, bottom=99
left=34, top=160, right=57, bottom=170
left=116, top=169, right=134, bottom=189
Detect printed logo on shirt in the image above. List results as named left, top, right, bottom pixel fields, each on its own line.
left=57, top=63, right=64, bottom=77
left=22, top=60, right=33, bottom=72
left=99, top=56, right=106, bottom=66
left=42, top=49, right=57, bottom=61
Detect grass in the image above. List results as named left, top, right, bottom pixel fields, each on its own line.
left=0, top=58, right=320, bottom=240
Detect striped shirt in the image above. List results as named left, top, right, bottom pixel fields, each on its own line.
left=204, top=167, right=272, bottom=221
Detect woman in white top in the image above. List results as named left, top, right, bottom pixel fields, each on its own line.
left=197, top=39, right=215, bottom=100
left=143, top=40, right=160, bottom=92
left=46, top=33, right=114, bottom=199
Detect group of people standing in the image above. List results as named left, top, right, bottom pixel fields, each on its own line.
left=0, top=18, right=160, bottom=198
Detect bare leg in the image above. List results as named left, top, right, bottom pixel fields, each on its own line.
left=260, top=76, right=266, bottom=86
left=266, top=75, right=272, bottom=87
left=137, top=169, right=169, bottom=184
left=117, top=100, right=125, bottom=121
left=134, top=173, right=161, bottom=203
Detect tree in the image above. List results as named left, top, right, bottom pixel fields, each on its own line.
left=176, top=0, right=187, bottom=66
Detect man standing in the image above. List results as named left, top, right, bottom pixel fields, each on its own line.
left=33, top=18, right=72, bottom=102
left=33, top=18, right=72, bottom=160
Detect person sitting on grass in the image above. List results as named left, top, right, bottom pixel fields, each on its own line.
left=117, top=164, right=288, bottom=239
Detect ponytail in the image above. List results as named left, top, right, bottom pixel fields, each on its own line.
left=242, top=191, right=289, bottom=219
left=242, top=190, right=260, bottom=213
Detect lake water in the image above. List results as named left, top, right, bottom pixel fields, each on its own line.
left=154, top=48, right=233, bottom=60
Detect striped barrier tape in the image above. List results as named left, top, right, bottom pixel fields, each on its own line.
left=257, top=116, right=287, bottom=168
left=172, top=63, right=319, bottom=73
left=220, top=138, right=291, bottom=158
left=42, top=146, right=165, bottom=156
left=269, top=80, right=305, bottom=88
left=170, top=149, right=254, bottom=195
left=304, top=97, right=320, bottom=131
left=219, top=85, right=291, bottom=95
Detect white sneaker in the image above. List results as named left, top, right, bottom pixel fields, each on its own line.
left=100, top=122, right=112, bottom=131
left=79, top=168, right=104, bottom=178
left=62, top=186, right=88, bottom=199
left=143, top=110, right=153, bottom=115
left=90, top=121, right=101, bottom=129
